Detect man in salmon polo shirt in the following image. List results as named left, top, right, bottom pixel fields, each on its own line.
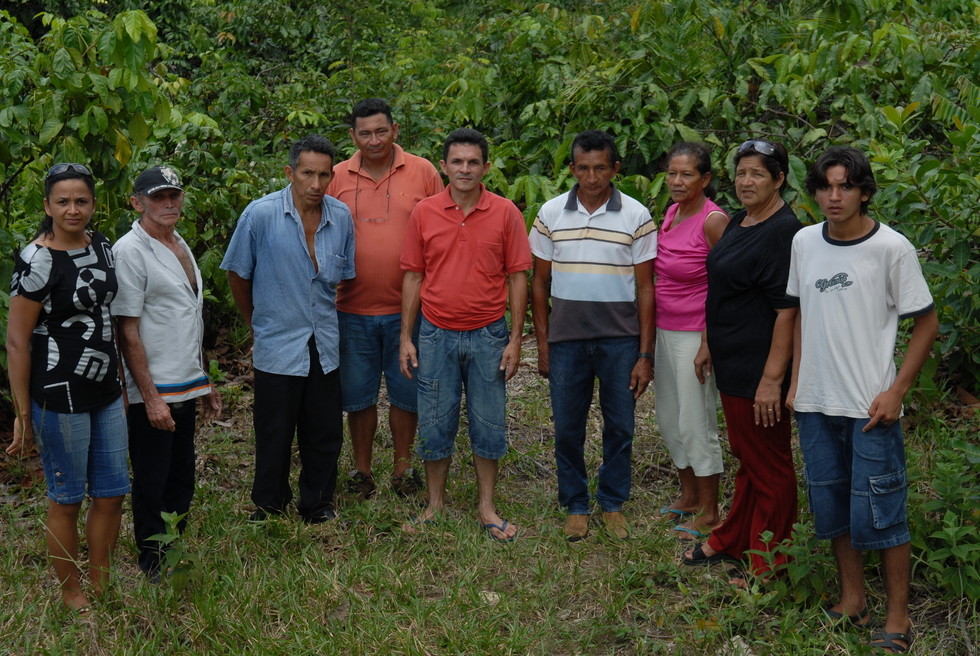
left=399, top=128, right=531, bottom=541
left=328, top=98, right=442, bottom=501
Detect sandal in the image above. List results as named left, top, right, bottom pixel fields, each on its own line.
left=824, top=604, right=870, bottom=627
left=869, top=629, right=913, bottom=653
left=682, top=542, right=735, bottom=567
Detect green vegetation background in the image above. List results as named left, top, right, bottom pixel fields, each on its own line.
left=0, top=0, right=977, bottom=653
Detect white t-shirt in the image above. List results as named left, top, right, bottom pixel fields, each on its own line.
left=786, top=221, right=933, bottom=418
left=112, top=220, right=211, bottom=404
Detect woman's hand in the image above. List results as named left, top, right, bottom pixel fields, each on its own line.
left=694, top=341, right=713, bottom=384
left=754, top=376, right=783, bottom=427
left=6, top=416, right=35, bottom=457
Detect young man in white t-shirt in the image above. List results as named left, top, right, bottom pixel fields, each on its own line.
left=786, top=147, right=938, bottom=654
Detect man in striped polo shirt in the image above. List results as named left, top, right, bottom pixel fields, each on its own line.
left=530, top=130, right=657, bottom=541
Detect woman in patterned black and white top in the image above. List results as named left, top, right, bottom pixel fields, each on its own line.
left=6, top=163, right=129, bottom=615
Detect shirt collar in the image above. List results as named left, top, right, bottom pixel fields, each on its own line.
left=439, top=183, right=490, bottom=211
left=565, top=183, right=622, bottom=212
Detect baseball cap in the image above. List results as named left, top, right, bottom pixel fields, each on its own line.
left=133, top=165, right=183, bottom=195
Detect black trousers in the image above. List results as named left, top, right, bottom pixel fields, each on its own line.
left=251, top=341, right=343, bottom=519
left=128, top=400, right=197, bottom=575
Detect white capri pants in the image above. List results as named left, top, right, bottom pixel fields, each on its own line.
left=654, top=329, right=723, bottom=476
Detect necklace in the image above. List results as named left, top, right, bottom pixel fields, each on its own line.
left=353, top=151, right=395, bottom=223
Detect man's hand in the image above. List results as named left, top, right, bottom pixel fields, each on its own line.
left=500, top=338, right=521, bottom=381
left=146, top=395, right=176, bottom=432
left=864, top=389, right=903, bottom=432
left=536, top=342, right=549, bottom=377
left=400, top=338, right=418, bottom=379
left=753, top=377, right=783, bottom=427
left=201, top=389, right=223, bottom=422
left=5, top=416, right=34, bottom=457
left=629, top=358, right=653, bottom=399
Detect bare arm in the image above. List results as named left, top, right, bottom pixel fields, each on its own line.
left=5, top=296, right=42, bottom=456
left=227, top=271, right=254, bottom=340
left=703, top=210, right=730, bottom=249
left=117, top=316, right=176, bottom=431
left=530, top=256, right=552, bottom=377
left=864, top=309, right=939, bottom=431
left=786, top=310, right=802, bottom=411
left=399, top=271, right=424, bottom=379
left=500, top=271, right=528, bottom=381
left=630, top=259, right=655, bottom=399
left=754, top=307, right=797, bottom=427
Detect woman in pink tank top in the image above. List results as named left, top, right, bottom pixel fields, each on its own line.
left=653, top=142, right=729, bottom=541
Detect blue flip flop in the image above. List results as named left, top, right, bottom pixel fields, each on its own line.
left=659, top=505, right=695, bottom=518
left=481, top=520, right=517, bottom=542
left=674, top=525, right=706, bottom=540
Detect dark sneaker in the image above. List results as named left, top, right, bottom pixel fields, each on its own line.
left=346, top=470, right=377, bottom=501
left=391, top=468, right=424, bottom=498
left=303, top=506, right=338, bottom=524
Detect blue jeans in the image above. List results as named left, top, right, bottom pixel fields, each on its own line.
left=797, top=411, right=910, bottom=550
left=32, top=395, right=130, bottom=504
left=339, top=311, right=419, bottom=412
left=549, top=336, right=638, bottom=514
left=416, top=316, right=509, bottom=461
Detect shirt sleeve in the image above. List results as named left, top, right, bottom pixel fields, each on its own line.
left=504, top=203, right=533, bottom=273
left=785, top=232, right=802, bottom=299
left=10, top=245, right=54, bottom=302
left=341, top=208, right=356, bottom=281
left=424, top=163, right=444, bottom=198
left=528, top=211, right=554, bottom=261
left=400, top=205, right=426, bottom=272
left=220, top=206, right=257, bottom=280
left=891, top=240, right=934, bottom=319
left=631, top=209, right=658, bottom=264
left=110, top=241, right=146, bottom=317
left=761, top=215, right=803, bottom=310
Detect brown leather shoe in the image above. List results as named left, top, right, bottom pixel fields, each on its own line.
left=564, top=514, right=590, bottom=542
left=602, top=511, right=629, bottom=539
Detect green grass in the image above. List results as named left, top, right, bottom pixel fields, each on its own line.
left=1, top=350, right=977, bottom=655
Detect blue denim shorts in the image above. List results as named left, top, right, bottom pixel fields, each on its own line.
left=796, top=411, right=909, bottom=550
left=415, top=316, right=509, bottom=461
left=32, top=395, right=130, bottom=504
left=339, top=311, right=419, bottom=413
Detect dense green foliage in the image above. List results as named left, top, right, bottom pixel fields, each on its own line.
left=1, top=0, right=978, bottom=388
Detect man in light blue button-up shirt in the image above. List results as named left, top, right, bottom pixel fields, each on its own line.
left=222, top=135, right=355, bottom=523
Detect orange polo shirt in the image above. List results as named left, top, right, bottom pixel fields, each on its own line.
left=329, top=144, right=443, bottom=315
left=401, top=185, right=532, bottom=331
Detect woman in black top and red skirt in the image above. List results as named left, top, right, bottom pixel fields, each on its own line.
left=682, top=141, right=802, bottom=583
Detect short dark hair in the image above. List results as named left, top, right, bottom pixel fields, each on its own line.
left=667, top=141, right=716, bottom=197
left=734, top=139, right=789, bottom=192
left=443, top=128, right=488, bottom=163
left=571, top=130, right=620, bottom=166
left=349, top=98, right=393, bottom=128
left=805, top=146, right=877, bottom=214
left=39, top=164, right=96, bottom=239
left=289, top=134, right=336, bottom=169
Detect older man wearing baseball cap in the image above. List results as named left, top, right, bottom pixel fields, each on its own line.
left=112, top=165, right=222, bottom=580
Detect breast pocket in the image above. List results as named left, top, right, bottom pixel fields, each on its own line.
left=318, top=254, right=348, bottom=284
left=476, top=241, right=503, bottom=278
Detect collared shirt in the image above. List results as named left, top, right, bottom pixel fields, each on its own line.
left=328, top=144, right=443, bottom=315
left=401, top=185, right=532, bottom=331
left=221, top=185, right=355, bottom=376
left=529, top=184, right=657, bottom=342
left=112, top=219, right=210, bottom=403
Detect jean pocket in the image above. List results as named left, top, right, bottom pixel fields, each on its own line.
left=479, top=318, right=509, bottom=347
left=868, top=469, right=907, bottom=530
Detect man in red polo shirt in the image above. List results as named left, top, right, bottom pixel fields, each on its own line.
left=328, top=99, right=442, bottom=500
left=399, top=128, right=531, bottom=541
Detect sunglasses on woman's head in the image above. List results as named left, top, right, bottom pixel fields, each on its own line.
left=737, top=140, right=777, bottom=156
left=46, top=163, right=93, bottom=179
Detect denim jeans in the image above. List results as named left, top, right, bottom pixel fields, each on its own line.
left=549, top=336, right=638, bottom=514
left=339, top=311, right=419, bottom=412
left=32, top=395, right=130, bottom=504
left=416, top=316, right=509, bottom=461
left=797, top=411, right=909, bottom=550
